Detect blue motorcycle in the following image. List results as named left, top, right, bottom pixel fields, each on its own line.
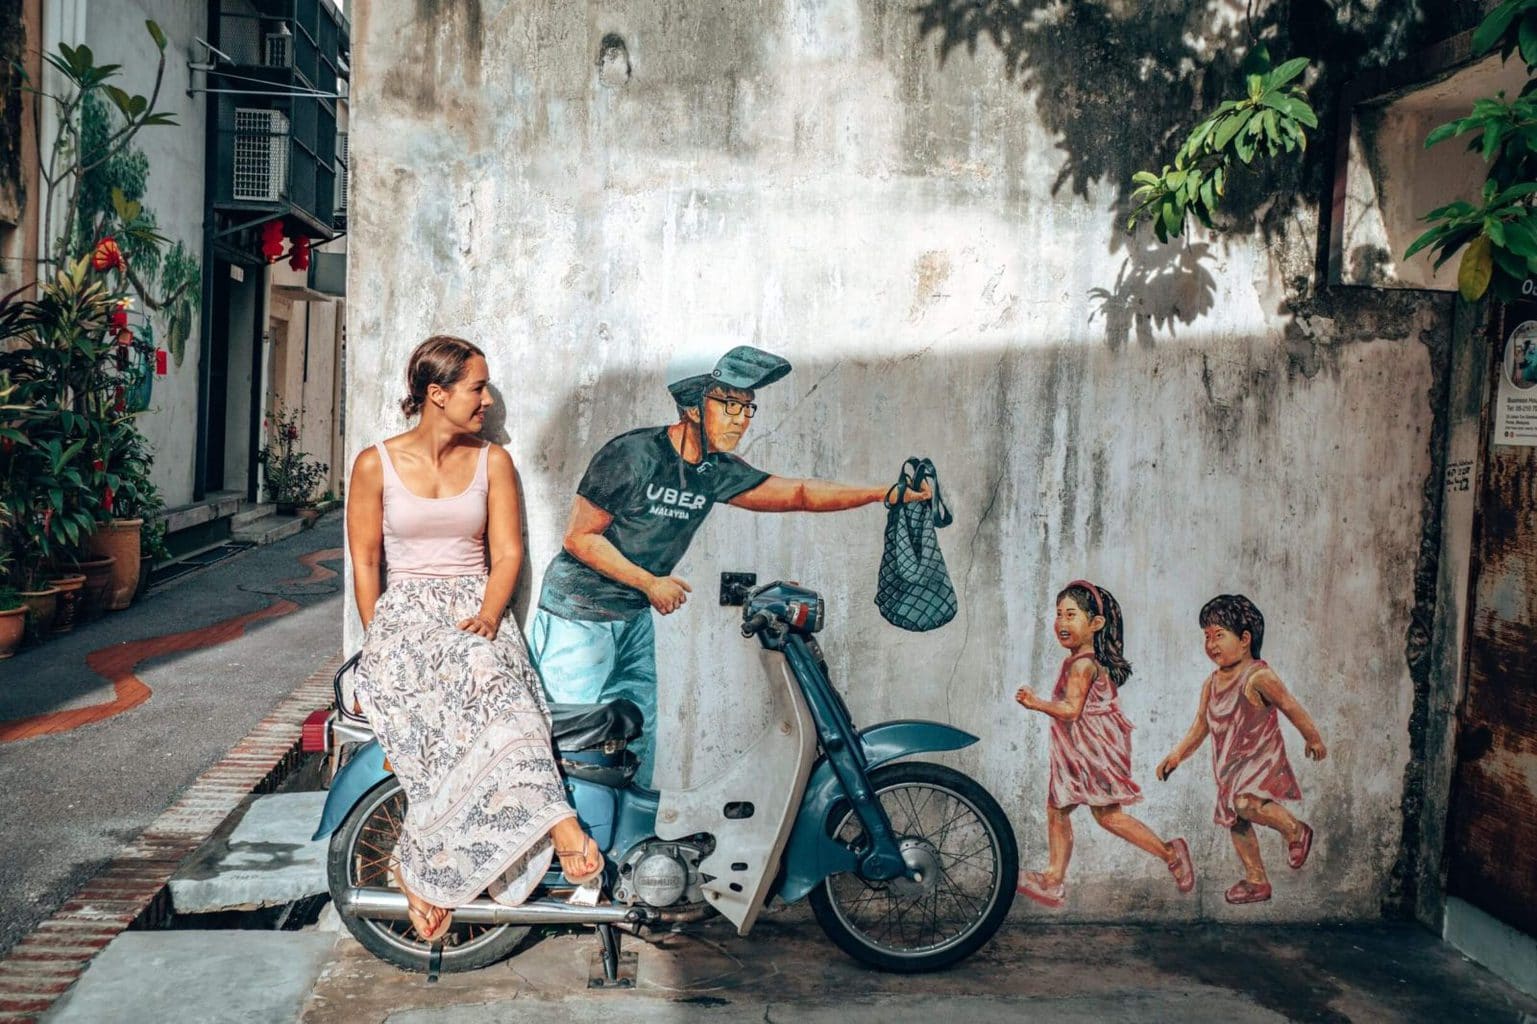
left=310, top=578, right=1017, bottom=976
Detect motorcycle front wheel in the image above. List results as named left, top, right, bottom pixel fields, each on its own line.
left=327, top=777, right=531, bottom=973
left=808, top=761, right=1017, bottom=973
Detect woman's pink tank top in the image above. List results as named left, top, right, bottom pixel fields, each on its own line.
left=376, top=441, right=488, bottom=584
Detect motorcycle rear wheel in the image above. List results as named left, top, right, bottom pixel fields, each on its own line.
left=808, top=761, right=1017, bottom=973
left=327, top=777, right=531, bottom=973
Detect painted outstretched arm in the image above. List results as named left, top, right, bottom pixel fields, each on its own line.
left=728, top=475, right=932, bottom=513
left=1157, top=678, right=1213, bottom=780
left=562, top=496, right=692, bottom=614
left=1014, top=660, right=1093, bottom=723
left=1250, top=668, right=1328, bottom=760
left=346, top=447, right=385, bottom=631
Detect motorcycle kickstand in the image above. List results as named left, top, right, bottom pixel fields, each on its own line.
left=592, top=924, right=629, bottom=988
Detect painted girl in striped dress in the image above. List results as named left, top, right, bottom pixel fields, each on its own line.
left=1014, top=580, right=1194, bottom=908
left=1157, top=594, right=1327, bottom=905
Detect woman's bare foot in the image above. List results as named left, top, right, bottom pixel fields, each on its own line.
left=392, top=863, right=452, bottom=942
left=550, top=818, right=604, bottom=884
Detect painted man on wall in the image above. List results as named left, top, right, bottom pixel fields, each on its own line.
left=528, top=345, right=929, bottom=787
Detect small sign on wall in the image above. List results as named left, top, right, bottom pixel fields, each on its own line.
left=1495, top=317, right=1537, bottom=446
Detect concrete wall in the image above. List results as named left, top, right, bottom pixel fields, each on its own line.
left=81, top=0, right=207, bottom=507
left=346, top=0, right=1453, bottom=922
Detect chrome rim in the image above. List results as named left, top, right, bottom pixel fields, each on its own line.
left=345, top=783, right=515, bottom=957
left=825, top=779, right=1003, bottom=959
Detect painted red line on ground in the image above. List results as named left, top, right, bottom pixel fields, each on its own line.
left=280, top=546, right=343, bottom=585
left=0, top=600, right=301, bottom=744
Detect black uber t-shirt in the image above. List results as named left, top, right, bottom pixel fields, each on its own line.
left=538, top=426, right=769, bottom=621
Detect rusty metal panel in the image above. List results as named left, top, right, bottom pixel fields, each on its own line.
left=1444, top=303, right=1537, bottom=936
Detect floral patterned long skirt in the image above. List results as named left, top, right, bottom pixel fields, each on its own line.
left=357, top=575, right=573, bottom=907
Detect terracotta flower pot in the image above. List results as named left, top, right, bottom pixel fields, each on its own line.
left=46, top=574, right=87, bottom=634
left=76, top=555, right=116, bottom=623
left=0, top=607, right=24, bottom=659
left=86, top=519, right=143, bottom=611
left=18, top=587, right=59, bottom=645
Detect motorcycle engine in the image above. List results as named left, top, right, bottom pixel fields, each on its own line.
left=612, top=839, right=711, bottom=908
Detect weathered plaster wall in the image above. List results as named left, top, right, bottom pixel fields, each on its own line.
left=346, top=0, right=1449, bottom=922
left=83, top=0, right=207, bottom=507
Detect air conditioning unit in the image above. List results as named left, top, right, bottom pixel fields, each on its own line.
left=264, top=33, right=291, bottom=67
left=232, top=108, right=289, bottom=202
left=334, top=133, right=348, bottom=214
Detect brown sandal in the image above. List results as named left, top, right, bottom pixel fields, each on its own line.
left=555, top=834, right=604, bottom=885
left=393, top=863, right=453, bottom=942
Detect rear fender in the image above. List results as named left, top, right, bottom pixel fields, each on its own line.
left=312, top=741, right=390, bottom=841
left=775, top=720, right=977, bottom=904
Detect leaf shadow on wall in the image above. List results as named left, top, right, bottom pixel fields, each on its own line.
left=1088, top=241, right=1218, bottom=351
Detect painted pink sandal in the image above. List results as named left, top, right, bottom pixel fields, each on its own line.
left=1287, top=822, right=1314, bottom=870
left=1166, top=838, right=1195, bottom=894
left=1017, top=870, right=1067, bottom=909
left=1224, top=879, right=1272, bottom=905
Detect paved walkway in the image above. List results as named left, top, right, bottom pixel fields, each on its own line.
left=0, top=516, right=344, bottom=957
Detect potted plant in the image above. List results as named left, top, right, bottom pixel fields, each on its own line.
left=0, top=512, right=25, bottom=659
left=259, top=404, right=328, bottom=515
left=135, top=516, right=168, bottom=602
left=86, top=417, right=162, bottom=610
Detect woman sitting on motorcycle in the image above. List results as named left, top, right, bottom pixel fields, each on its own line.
left=346, top=334, right=603, bottom=942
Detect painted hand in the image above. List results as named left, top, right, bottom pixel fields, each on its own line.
left=645, top=575, right=692, bottom=615
left=1156, top=754, right=1180, bottom=781
left=1014, top=686, right=1036, bottom=710
left=902, top=482, right=933, bottom=504
left=1305, top=738, right=1327, bottom=761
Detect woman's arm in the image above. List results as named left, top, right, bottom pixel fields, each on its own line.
left=563, top=496, right=691, bottom=614
left=1157, top=678, right=1213, bottom=779
left=1251, top=668, right=1327, bottom=760
left=462, top=446, right=520, bottom=638
left=1015, top=660, right=1094, bottom=722
left=346, top=447, right=385, bottom=630
left=728, top=476, right=931, bottom=512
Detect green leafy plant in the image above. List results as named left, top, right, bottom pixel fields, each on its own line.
left=258, top=404, right=329, bottom=508
left=1128, top=47, right=1318, bottom=242
left=1406, top=0, right=1537, bottom=300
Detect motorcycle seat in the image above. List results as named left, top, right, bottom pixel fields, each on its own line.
left=548, top=698, right=643, bottom=753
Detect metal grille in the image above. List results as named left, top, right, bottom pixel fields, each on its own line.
left=334, top=132, right=348, bottom=215
left=232, top=109, right=289, bottom=202
left=264, top=34, right=291, bottom=68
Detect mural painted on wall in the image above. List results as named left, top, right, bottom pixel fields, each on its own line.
left=1156, top=594, right=1328, bottom=905
left=525, top=345, right=933, bottom=788
left=1014, top=581, right=1196, bottom=908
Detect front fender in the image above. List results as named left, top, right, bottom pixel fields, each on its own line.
left=311, top=741, right=390, bottom=841
left=775, top=720, right=977, bottom=903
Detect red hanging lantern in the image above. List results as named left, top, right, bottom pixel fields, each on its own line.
left=287, top=235, right=311, bottom=271
left=156, top=349, right=168, bottom=376
left=261, top=220, right=286, bottom=262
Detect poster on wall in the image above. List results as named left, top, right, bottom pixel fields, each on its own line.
left=1494, top=316, right=1537, bottom=446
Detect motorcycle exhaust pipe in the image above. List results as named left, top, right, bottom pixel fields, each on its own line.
left=340, top=886, right=653, bottom=926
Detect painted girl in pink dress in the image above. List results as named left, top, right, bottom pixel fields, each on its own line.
left=1014, top=580, right=1195, bottom=908
left=1157, top=594, right=1327, bottom=905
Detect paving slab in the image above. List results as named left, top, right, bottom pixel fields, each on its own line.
left=46, top=931, right=334, bottom=1024
left=170, top=792, right=330, bottom=913
left=300, top=912, right=1537, bottom=1024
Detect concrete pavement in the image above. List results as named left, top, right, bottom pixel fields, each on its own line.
left=0, top=516, right=344, bottom=956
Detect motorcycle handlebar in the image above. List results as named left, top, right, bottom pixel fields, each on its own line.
left=741, top=612, right=772, bottom=637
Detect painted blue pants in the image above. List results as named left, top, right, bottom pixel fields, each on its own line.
left=528, top=608, right=658, bottom=789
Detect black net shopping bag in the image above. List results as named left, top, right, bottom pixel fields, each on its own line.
left=875, top=457, right=957, bottom=632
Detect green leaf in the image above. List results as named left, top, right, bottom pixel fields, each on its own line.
left=103, top=85, right=134, bottom=119
left=1132, top=171, right=1160, bottom=187
left=1405, top=225, right=1448, bottom=260
left=1266, top=57, right=1311, bottom=90
left=138, top=113, right=178, bottom=127
left=1262, top=109, right=1281, bottom=150
left=1213, top=110, right=1251, bottom=150
left=146, top=19, right=167, bottom=51
left=1459, top=234, right=1495, bottom=299
left=1503, top=217, right=1537, bottom=256
left=1521, top=10, right=1537, bottom=67
left=1425, top=120, right=1464, bottom=148
left=1474, top=1, right=1522, bottom=55
left=1239, top=43, right=1272, bottom=77
left=1483, top=121, right=1503, bottom=161
left=1199, top=176, right=1217, bottom=213
left=1161, top=199, right=1183, bottom=240
left=1495, top=181, right=1537, bottom=203
left=1493, top=241, right=1529, bottom=277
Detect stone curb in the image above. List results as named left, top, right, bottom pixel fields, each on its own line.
left=0, top=653, right=341, bottom=1023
